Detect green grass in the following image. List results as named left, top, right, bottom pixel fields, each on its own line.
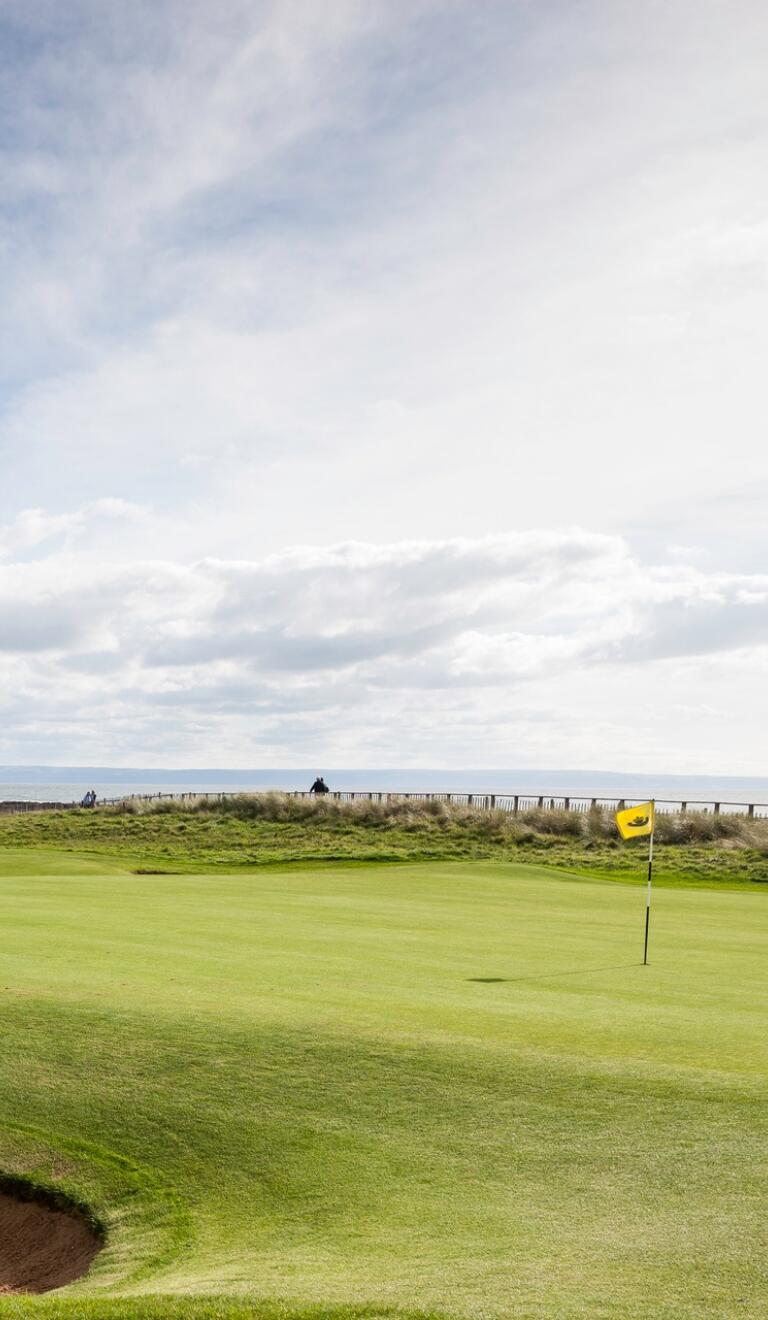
left=1, top=802, right=768, bottom=890
left=0, top=848, right=765, bottom=1318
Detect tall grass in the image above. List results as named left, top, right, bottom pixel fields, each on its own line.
left=105, top=793, right=768, bottom=851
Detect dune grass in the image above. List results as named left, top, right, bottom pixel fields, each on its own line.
left=0, top=851, right=765, bottom=1318
left=0, top=796, right=767, bottom=890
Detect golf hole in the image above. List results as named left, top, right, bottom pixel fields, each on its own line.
left=0, top=1177, right=103, bottom=1294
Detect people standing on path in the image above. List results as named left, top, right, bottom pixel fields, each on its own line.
left=310, top=777, right=330, bottom=795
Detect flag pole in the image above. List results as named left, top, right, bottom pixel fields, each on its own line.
left=643, top=800, right=655, bottom=966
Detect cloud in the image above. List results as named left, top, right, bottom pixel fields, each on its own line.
left=0, top=499, right=147, bottom=559
left=0, top=3, right=767, bottom=768
left=617, top=595, right=768, bottom=663
left=0, top=520, right=765, bottom=768
left=2, top=0, right=767, bottom=551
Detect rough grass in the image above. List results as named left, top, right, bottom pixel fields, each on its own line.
left=111, top=791, right=768, bottom=846
left=1, top=797, right=767, bottom=889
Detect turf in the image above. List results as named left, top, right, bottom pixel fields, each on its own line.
left=0, top=854, right=765, bottom=1319
left=2, top=805, right=768, bottom=889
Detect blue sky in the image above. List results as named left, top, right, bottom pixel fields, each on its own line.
left=0, top=0, right=767, bottom=770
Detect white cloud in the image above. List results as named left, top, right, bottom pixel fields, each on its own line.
left=0, top=523, right=765, bottom=769
left=0, top=2, right=767, bottom=766
left=0, top=499, right=146, bottom=558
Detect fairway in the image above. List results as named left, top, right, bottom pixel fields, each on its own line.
left=0, top=856, right=765, bottom=1319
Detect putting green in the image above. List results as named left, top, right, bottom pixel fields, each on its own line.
left=0, top=856, right=765, bottom=1319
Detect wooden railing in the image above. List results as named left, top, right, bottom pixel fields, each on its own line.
left=1, top=790, right=767, bottom=818
left=0, top=799, right=75, bottom=815
left=96, top=789, right=768, bottom=817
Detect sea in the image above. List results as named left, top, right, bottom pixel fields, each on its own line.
left=2, top=768, right=768, bottom=809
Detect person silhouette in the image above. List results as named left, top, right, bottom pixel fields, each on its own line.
left=309, top=776, right=329, bottom=795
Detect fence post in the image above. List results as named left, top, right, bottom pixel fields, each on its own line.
left=490, top=794, right=496, bottom=809
left=748, top=803, right=755, bottom=818
left=713, top=802, right=720, bottom=815
left=564, top=797, right=570, bottom=811
left=513, top=795, right=519, bottom=815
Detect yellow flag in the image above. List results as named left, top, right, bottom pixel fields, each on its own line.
left=615, top=801, right=655, bottom=840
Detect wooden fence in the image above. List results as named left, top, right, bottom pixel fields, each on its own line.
left=0, top=799, right=74, bottom=815
left=96, top=789, right=768, bottom=818
left=2, top=790, right=768, bottom=818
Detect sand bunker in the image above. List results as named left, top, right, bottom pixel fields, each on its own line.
left=0, top=1185, right=102, bottom=1294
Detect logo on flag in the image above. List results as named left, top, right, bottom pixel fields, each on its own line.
left=615, top=801, right=655, bottom=840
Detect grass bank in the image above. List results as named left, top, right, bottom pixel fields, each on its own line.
left=1, top=795, right=767, bottom=889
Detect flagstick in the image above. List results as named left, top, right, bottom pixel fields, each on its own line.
left=643, top=803, right=655, bottom=966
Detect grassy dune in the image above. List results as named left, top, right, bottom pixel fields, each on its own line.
left=1, top=795, right=767, bottom=888
left=0, top=849, right=765, bottom=1318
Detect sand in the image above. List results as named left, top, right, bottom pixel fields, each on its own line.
left=0, top=1190, right=101, bottom=1293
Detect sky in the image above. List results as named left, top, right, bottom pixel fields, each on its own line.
left=0, top=0, right=767, bottom=772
